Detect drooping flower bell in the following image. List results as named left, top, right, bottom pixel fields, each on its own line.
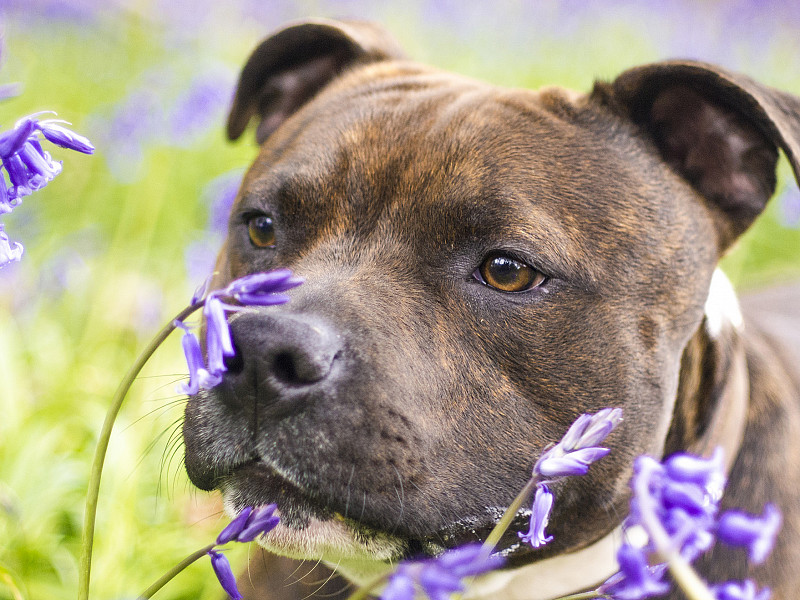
left=175, top=269, right=304, bottom=395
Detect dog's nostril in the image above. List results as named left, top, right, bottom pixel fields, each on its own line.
left=273, top=351, right=300, bottom=384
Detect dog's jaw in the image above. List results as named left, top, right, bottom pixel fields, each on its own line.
left=220, top=493, right=405, bottom=585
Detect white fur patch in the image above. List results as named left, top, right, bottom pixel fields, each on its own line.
left=222, top=498, right=403, bottom=584
left=704, top=269, right=744, bottom=338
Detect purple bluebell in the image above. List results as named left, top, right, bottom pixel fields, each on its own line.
left=208, top=550, right=242, bottom=600
left=216, top=507, right=253, bottom=545
left=203, top=295, right=236, bottom=377
left=169, top=70, right=235, bottom=145
left=518, top=409, right=621, bottom=550
left=381, top=571, right=415, bottom=600
left=176, top=270, right=303, bottom=394
left=235, top=504, right=280, bottom=543
left=779, top=187, right=800, bottom=228
left=0, top=118, right=35, bottom=158
left=716, top=504, right=781, bottom=565
left=518, top=484, right=554, bottom=548
left=221, top=269, right=304, bottom=306
left=36, top=119, right=95, bottom=154
left=664, top=446, right=726, bottom=500
left=0, top=83, right=20, bottom=102
left=533, top=408, right=622, bottom=478
left=0, top=112, right=93, bottom=263
left=174, top=320, right=215, bottom=395
left=0, top=225, right=23, bottom=268
left=600, top=543, right=669, bottom=600
left=711, top=579, right=771, bottom=600
left=380, top=544, right=503, bottom=600
left=604, top=448, right=781, bottom=599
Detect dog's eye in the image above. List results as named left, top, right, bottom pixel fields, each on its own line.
left=476, top=253, right=546, bottom=292
left=247, top=214, right=276, bottom=248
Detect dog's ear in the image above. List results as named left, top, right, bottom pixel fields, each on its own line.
left=597, top=61, right=800, bottom=249
left=227, top=19, right=406, bottom=144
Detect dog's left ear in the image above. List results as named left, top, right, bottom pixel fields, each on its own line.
left=597, top=61, right=800, bottom=249
left=227, top=18, right=406, bottom=144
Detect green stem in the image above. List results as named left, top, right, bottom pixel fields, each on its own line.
left=664, top=553, right=716, bottom=600
left=344, top=573, right=387, bottom=600
left=480, top=477, right=538, bottom=557
left=552, top=591, right=607, bottom=600
left=138, top=543, right=216, bottom=599
left=78, top=302, right=203, bottom=600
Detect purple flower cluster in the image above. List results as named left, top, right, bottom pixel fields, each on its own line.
left=381, top=544, right=504, bottom=600
left=210, top=504, right=279, bottom=600
left=0, top=113, right=93, bottom=267
left=176, top=269, right=303, bottom=395
left=519, top=408, right=623, bottom=548
left=601, top=448, right=780, bottom=600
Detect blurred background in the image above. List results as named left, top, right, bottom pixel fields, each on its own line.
left=0, top=1, right=798, bottom=598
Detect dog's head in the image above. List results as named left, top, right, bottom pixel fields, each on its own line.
left=183, top=18, right=800, bottom=585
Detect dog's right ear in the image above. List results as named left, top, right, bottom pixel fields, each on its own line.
left=227, top=19, right=406, bottom=144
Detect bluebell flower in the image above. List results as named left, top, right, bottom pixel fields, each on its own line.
left=0, top=224, right=23, bottom=268
left=602, top=448, right=781, bottom=599
left=381, top=544, right=503, bottom=600
left=0, top=112, right=93, bottom=266
left=236, top=505, right=280, bottom=543
left=600, top=543, right=669, bottom=600
left=517, top=409, right=621, bottom=551
left=0, top=83, right=20, bottom=102
left=169, top=70, right=235, bottom=146
left=220, top=269, right=304, bottom=306
left=209, top=505, right=280, bottom=598
left=176, top=270, right=303, bottom=394
left=533, top=408, right=622, bottom=478
left=36, top=118, right=95, bottom=154
left=208, top=550, right=242, bottom=600
left=174, top=320, right=216, bottom=395
left=716, top=504, right=781, bottom=565
left=711, top=579, right=771, bottom=600
left=518, top=484, right=553, bottom=548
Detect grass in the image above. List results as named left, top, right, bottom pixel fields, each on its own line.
left=0, top=3, right=798, bottom=599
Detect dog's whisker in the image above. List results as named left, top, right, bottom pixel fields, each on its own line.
left=343, top=465, right=355, bottom=521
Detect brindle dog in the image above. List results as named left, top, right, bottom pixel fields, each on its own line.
left=182, top=19, right=800, bottom=600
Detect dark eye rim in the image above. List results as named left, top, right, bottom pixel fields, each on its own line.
left=472, top=251, right=548, bottom=293
left=245, top=212, right=277, bottom=248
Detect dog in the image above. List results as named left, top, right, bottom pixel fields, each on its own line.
left=182, top=18, right=800, bottom=599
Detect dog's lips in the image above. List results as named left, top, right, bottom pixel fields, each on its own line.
left=220, top=459, right=531, bottom=561
left=221, top=458, right=334, bottom=528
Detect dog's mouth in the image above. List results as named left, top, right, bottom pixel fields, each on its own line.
left=218, top=458, right=531, bottom=566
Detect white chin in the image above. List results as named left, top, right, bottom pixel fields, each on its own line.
left=222, top=498, right=406, bottom=585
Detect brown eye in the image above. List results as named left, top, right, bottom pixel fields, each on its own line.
left=477, top=253, right=546, bottom=292
left=247, top=214, right=276, bottom=248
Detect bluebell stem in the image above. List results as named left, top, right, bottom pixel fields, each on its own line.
left=175, top=270, right=304, bottom=394
left=381, top=544, right=504, bottom=600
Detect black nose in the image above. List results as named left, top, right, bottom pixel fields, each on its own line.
left=221, top=311, right=343, bottom=412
